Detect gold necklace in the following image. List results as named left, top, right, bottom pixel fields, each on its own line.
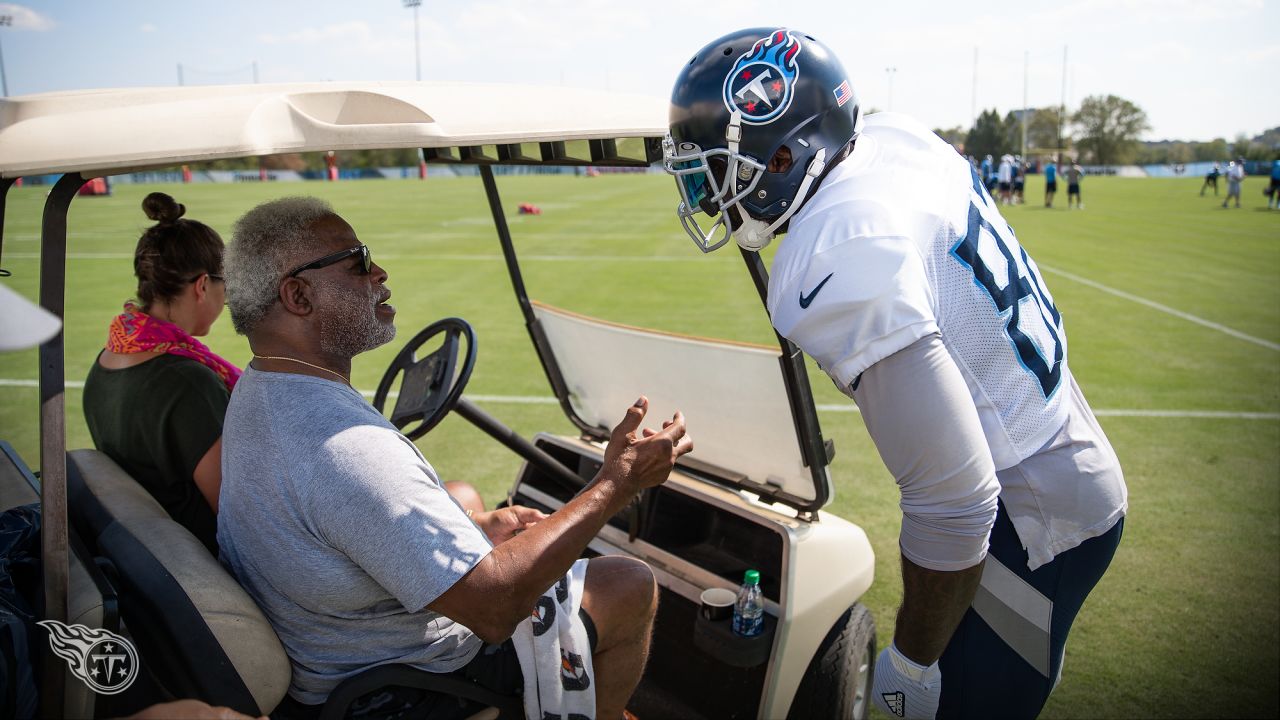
left=252, top=354, right=350, bottom=386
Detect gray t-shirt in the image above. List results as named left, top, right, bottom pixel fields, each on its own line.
left=218, top=366, right=493, bottom=704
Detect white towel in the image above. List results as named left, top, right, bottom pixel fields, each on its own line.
left=512, top=558, right=596, bottom=720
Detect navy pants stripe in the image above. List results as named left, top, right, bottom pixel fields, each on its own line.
left=937, top=503, right=1124, bottom=719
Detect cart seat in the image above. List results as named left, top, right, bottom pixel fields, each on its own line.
left=67, top=448, right=291, bottom=716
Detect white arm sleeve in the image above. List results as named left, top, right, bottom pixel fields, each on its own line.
left=852, top=333, right=1000, bottom=571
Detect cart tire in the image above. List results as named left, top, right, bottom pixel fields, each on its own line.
left=786, top=603, right=876, bottom=720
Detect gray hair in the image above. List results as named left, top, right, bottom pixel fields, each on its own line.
left=225, top=196, right=335, bottom=335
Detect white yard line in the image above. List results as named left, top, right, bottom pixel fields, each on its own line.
left=1, top=379, right=1275, bottom=419
left=1039, top=264, right=1280, bottom=352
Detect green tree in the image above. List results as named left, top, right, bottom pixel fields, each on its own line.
left=1071, top=94, right=1150, bottom=165
left=1193, top=138, right=1229, bottom=162
left=1027, top=107, right=1066, bottom=152
left=966, top=109, right=1013, bottom=160
left=933, top=126, right=968, bottom=151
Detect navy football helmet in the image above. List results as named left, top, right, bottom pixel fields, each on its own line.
left=665, top=28, right=862, bottom=252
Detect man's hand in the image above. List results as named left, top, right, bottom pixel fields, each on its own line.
left=598, top=397, right=693, bottom=493
left=476, top=505, right=547, bottom=545
left=871, top=643, right=942, bottom=719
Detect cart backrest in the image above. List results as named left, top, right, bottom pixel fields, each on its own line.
left=66, top=448, right=291, bottom=715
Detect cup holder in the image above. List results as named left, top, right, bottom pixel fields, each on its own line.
left=693, top=611, right=775, bottom=668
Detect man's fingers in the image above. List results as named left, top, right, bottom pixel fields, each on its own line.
left=674, top=433, right=694, bottom=457
left=614, top=396, right=648, bottom=438
left=642, top=428, right=657, bottom=438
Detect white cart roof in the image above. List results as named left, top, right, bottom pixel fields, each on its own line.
left=0, top=81, right=668, bottom=178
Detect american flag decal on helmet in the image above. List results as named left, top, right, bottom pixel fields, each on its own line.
left=834, top=80, right=852, bottom=107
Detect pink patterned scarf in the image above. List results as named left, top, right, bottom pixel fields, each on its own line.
left=105, top=302, right=241, bottom=390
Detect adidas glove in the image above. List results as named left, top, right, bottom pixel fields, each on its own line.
left=871, top=642, right=941, bottom=719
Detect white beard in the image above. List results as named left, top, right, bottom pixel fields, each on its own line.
left=315, top=279, right=396, bottom=358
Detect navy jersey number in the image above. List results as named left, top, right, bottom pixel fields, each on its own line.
left=952, top=169, right=1064, bottom=397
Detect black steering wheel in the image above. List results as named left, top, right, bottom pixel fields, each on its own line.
left=372, top=318, right=476, bottom=440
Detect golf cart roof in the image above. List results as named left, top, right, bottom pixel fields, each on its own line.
left=1, top=79, right=833, bottom=514
left=0, top=81, right=666, bottom=178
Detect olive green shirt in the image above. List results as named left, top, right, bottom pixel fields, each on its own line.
left=83, top=352, right=228, bottom=551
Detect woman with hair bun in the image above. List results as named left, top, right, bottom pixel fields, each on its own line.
left=83, top=192, right=239, bottom=552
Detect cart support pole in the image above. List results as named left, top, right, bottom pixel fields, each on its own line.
left=0, top=176, right=15, bottom=274
left=38, top=172, right=83, bottom=719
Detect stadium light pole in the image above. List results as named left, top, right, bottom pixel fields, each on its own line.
left=0, top=14, right=13, bottom=98
left=403, top=0, right=422, bottom=81
left=1021, top=50, right=1028, bottom=160
left=885, top=66, right=897, bottom=112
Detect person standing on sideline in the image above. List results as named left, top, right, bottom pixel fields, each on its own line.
left=997, top=154, right=1014, bottom=205
left=1012, top=156, right=1025, bottom=205
left=982, top=154, right=997, bottom=193
left=1067, top=160, right=1084, bottom=209
left=1223, top=159, right=1244, bottom=208
left=1267, top=157, right=1280, bottom=210
left=1044, top=158, right=1058, bottom=207
left=663, top=28, right=1126, bottom=720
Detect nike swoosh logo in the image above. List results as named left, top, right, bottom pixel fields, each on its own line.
left=799, top=273, right=834, bottom=309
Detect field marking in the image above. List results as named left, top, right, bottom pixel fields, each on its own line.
left=1039, top=264, right=1280, bottom=352
left=1, top=379, right=1275, bottom=420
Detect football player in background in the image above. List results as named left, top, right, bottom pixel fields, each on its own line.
left=663, top=28, right=1127, bottom=720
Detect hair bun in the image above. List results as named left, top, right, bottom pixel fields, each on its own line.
left=142, top=192, right=186, bottom=224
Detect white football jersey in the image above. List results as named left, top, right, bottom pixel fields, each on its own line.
left=769, top=113, right=1070, bottom=471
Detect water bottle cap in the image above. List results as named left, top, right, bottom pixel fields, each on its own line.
left=744, top=570, right=760, bottom=585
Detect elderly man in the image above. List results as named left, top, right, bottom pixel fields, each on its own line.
left=218, top=197, right=692, bottom=719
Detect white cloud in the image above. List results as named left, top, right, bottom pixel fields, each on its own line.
left=0, top=3, right=56, bottom=31
left=139, top=23, right=157, bottom=33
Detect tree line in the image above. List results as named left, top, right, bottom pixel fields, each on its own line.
left=934, top=95, right=1277, bottom=166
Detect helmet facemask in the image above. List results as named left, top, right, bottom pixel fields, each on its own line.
left=663, top=133, right=767, bottom=253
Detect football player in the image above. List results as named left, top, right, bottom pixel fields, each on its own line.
left=664, top=28, right=1127, bottom=719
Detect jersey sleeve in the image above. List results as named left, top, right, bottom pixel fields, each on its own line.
left=772, top=232, right=938, bottom=396
left=306, top=424, right=494, bottom=613
left=852, top=334, right=1000, bottom=570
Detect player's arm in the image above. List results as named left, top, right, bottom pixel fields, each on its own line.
left=852, top=333, right=1000, bottom=664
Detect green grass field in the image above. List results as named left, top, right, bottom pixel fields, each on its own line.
left=1, top=173, right=1277, bottom=718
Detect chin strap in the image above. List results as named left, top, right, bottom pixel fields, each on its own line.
left=734, top=147, right=828, bottom=251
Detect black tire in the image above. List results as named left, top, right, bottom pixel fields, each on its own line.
left=786, top=603, right=877, bottom=720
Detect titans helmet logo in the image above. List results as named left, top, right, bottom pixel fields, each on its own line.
left=722, top=30, right=802, bottom=125
left=37, top=620, right=140, bottom=695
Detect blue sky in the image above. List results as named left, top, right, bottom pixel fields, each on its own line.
left=1, top=0, right=1275, bottom=142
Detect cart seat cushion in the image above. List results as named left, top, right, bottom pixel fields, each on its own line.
left=68, top=448, right=291, bottom=713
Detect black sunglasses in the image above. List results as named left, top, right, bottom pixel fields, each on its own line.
left=286, top=245, right=371, bottom=278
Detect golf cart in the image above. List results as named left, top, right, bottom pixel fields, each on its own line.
left=0, top=82, right=876, bottom=719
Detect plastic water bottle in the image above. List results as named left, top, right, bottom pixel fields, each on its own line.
left=732, top=569, right=764, bottom=637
